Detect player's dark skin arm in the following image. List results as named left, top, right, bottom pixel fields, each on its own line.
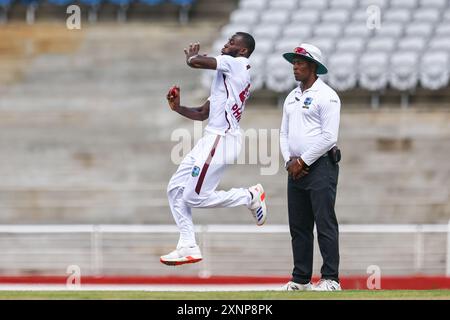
left=166, top=86, right=210, bottom=121
left=184, top=42, right=217, bottom=70
left=174, top=101, right=210, bottom=121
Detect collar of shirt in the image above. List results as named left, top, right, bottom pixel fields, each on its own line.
left=295, top=77, right=324, bottom=95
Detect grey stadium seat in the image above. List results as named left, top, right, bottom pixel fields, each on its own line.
left=291, top=9, right=321, bottom=24
left=359, top=0, right=389, bottom=9
left=443, top=9, right=450, bottom=21
left=412, top=8, right=440, bottom=22
left=419, top=0, right=447, bottom=9
left=374, top=22, right=404, bottom=38
left=328, top=52, right=358, bottom=91
left=220, top=23, right=253, bottom=39
left=321, top=9, right=351, bottom=23
left=335, top=37, right=366, bottom=53
left=299, top=0, right=328, bottom=9
left=268, top=0, right=298, bottom=10
left=390, top=0, right=418, bottom=9
left=230, top=9, right=259, bottom=25
left=404, top=22, right=434, bottom=38
left=282, top=23, right=313, bottom=40
left=351, top=9, right=369, bottom=22
left=265, top=54, right=296, bottom=92
left=304, top=37, right=335, bottom=55
left=359, top=52, right=389, bottom=91
left=420, top=52, right=449, bottom=90
left=275, top=38, right=304, bottom=54
left=366, top=37, right=397, bottom=52
left=248, top=53, right=266, bottom=91
left=397, top=37, right=427, bottom=52
left=344, top=22, right=373, bottom=37
left=313, top=23, right=342, bottom=38
left=253, top=24, right=282, bottom=41
left=389, top=52, right=419, bottom=91
left=428, top=36, right=450, bottom=52
left=435, top=24, right=450, bottom=37
left=328, top=0, right=356, bottom=9
left=383, top=8, right=412, bottom=22
left=260, top=9, right=290, bottom=24
left=212, top=37, right=227, bottom=55
left=254, top=38, right=275, bottom=55
left=239, top=0, right=268, bottom=10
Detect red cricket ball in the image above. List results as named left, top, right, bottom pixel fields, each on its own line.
left=169, top=86, right=179, bottom=97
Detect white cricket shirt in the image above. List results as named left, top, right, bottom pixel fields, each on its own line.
left=280, top=77, right=341, bottom=166
left=205, top=55, right=251, bottom=136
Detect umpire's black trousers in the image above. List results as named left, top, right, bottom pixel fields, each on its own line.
left=288, top=154, right=340, bottom=284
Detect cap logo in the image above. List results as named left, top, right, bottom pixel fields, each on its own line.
left=294, top=47, right=313, bottom=58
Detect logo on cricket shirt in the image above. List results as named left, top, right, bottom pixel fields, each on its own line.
left=302, top=97, right=313, bottom=109
left=191, top=166, right=200, bottom=177
left=288, top=96, right=300, bottom=105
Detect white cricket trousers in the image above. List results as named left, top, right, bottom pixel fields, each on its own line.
left=167, top=131, right=251, bottom=248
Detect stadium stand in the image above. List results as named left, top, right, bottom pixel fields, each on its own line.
left=2, top=0, right=198, bottom=24
left=0, top=21, right=448, bottom=226
left=47, top=0, right=72, bottom=5
left=266, top=54, right=295, bottom=92
left=420, top=52, right=449, bottom=90
left=207, top=0, right=450, bottom=107
left=360, top=0, right=389, bottom=9
left=328, top=52, right=358, bottom=92
left=0, top=0, right=12, bottom=24
left=79, top=0, right=102, bottom=23
left=21, top=0, right=39, bottom=25
left=107, top=0, right=131, bottom=23
left=389, top=51, right=418, bottom=92
left=0, top=0, right=449, bottom=279
left=359, top=51, right=389, bottom=91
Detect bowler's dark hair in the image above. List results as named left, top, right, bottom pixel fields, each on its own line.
left=236, top=32, right=255, bottom=57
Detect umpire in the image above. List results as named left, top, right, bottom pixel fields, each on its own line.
left=279, top=44, right=342, bottom=291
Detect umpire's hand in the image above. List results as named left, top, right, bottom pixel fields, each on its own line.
left=287, top=157, right=309, bottom=180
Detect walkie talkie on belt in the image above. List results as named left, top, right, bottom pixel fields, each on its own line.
left=328, top=146, right=341, bottom=164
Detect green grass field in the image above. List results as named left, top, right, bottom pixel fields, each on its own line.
left=0, top=290, right=449, bottom=300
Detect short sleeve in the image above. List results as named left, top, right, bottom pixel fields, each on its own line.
left=215, top=55, right=235, bottom=75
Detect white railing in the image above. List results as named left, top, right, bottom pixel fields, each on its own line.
left=0, top=222, right=449, bottom=277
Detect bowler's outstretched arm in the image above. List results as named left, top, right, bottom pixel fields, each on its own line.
left=184, top=42, right=217, bottom=70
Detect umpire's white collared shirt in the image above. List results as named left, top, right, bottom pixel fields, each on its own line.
left=280, top=77, right=341, bottom=166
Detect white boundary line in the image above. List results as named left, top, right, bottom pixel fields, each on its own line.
left=0, top=284, right=282, bottom=292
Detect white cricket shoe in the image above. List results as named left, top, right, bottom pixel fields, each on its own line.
left=248, top=184, right=267, bottom=226
left=280, top=281, right=314, bottom=291
left=160, top=245, right=203, bottom=266
left=312, top=279, right=342, bottom=291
